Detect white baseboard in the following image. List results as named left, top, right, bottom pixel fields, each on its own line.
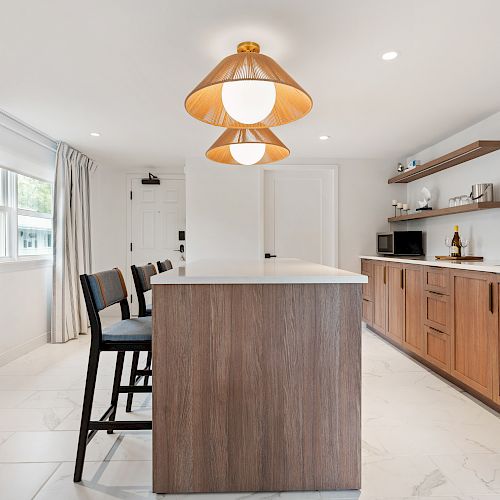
left=0, top=333, right=49, bottom=366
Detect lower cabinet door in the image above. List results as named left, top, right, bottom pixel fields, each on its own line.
left=424, top=326, right=450, bottom=372
left=495, top=280, right=500, bottom=404
left=404, top=265, right=424, bottom=354
left=373, top=262, right=387, bottom=334
left=451, top=270, right=498, bottom=398
left=386, top=263, right=405, bottom=343
left=362, top=299, right=374, bottom=325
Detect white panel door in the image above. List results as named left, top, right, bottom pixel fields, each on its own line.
left=264, top=169, right=335, bottom=265
left=129, top=177, right=185, bottom=310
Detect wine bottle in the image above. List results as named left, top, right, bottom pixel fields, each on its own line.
left=451, top=225, right=461, bottom=257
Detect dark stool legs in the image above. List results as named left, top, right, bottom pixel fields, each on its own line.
left=144, top=351, right=152, bottom=386
left=74, top=347, right=100, bottom=482
left=107, top=351, right=125, bottom=434
left=126, top=352, right=140, bottom=412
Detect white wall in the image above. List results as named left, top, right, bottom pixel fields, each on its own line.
left=0, top=261, right=52, bottom=365
left=185, top=157, right=404, bottom=272
left=0, top=112, right=56, bottom=364
left=185, top=160, right=263, bottom=262
left=403, top=111, right=500, bottom=259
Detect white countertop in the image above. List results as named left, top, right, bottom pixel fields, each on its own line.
left=150, top=258, right=367, bottom=285
left=360, top=255, right=500, bottom=273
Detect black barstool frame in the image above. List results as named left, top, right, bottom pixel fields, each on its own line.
left=74, top=273, right=152, bottom=483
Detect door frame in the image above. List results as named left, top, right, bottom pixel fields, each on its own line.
left=126, top=171, right=185, bottom=310
left=260, top=165, right=338, bottom=266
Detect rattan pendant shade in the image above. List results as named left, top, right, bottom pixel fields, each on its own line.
left=206, top=128, right=289, bottom=165
left=185, top=42, right=312, bottom=128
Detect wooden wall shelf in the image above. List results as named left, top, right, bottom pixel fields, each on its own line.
left=388, top=140, right=500, bottom=184
left=388, top=202, right=500, bottom=222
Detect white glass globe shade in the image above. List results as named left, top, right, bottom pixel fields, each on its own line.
left=229, top=143, right=266, bottom=165
left=221, top=80, right=276, bottom=124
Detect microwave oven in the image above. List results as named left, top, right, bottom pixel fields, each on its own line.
left=377, top=231, right=424, bottom=256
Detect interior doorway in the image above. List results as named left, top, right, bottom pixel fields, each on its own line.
left=263, top=167, right=337, bottom=265
left=127, top=174, right=185, bottom=314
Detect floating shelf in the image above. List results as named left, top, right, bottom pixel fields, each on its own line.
left=388, top=140, right=500, bottom=184
left=388, top=202, right=500, bottom=222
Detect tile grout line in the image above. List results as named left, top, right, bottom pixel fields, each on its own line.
left=30, top=461, right=63, bottom=499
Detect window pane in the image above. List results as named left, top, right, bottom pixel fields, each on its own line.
left=0, top=169, right=6, bottom=207
left=0, top=211, right=6, bottom=257
left=18, top=215, right=52, bottom=256
left=17, top=174, right=53, bottom=214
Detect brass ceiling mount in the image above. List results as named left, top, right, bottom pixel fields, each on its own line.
left=237, top=41, right=260, bottom=53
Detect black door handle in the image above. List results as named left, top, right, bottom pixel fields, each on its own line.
left=265, top=253, right=277, bottom=259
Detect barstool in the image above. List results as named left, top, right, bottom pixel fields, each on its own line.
left=75, top=268, right=152, bottom=482
left=156, top=258, right=173, bottom=273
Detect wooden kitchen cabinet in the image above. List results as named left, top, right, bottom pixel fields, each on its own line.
left=424, top=291, right=450, bottom=333
left=361, top=259, right=374, bottom=301
left=361, top=257, right=500, bottom=411
left=450, top=270, right=498, bottom=399
left=372, top=261, right=387, bottom=334
left=424, top=325, right=450, bottom=371
left=403, top=265, right=424, bottom=355
left=493, top=275, right=500, bottom=404
left=386, top=262, right=405, bottom=343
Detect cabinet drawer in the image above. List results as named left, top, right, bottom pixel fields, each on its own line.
left=424, top=267, right=450, bottom=294
left=424, top=291, right=450, bottom=333
left=362, top=299, right=374, bottom=325
left=424, top=325, right=450, bottom=372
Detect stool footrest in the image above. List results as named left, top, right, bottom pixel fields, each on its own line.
left=118, top=385, right=152, bottom=393
left=88, top=420, right=152, bottom=431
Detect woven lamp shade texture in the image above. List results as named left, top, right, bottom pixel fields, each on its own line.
left=185, top=52, right=312, bottom=128
left=206, top=128, right=289, bottom=165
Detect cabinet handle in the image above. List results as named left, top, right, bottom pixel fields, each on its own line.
left=383, top=266, right=386, bottom=285
left=428, top=326, right=446, bottom=336
left=428, top=290, right=445, bottom=297
left=489, top=282, right=494, bottom=313
left=401, top=269, right=404, bottom=289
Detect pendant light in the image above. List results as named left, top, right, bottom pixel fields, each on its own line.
left=206, top=128, right=289, bottom=165
left=185, top=41, right=312, bottom=128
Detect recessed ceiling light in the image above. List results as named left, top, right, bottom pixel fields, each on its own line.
left=90, top=132, right=100, bottom=137
left=381, top=51, right=398, bottom=61
left=319, top=135, right=330, bottom=141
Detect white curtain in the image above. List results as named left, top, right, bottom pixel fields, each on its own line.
left=51, top=143, right=97, bottom=343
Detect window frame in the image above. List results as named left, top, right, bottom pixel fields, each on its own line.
left=0, top=166, right=54, bottom=263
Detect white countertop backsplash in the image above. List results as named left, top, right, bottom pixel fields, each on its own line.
left=151, top=258, right=367, bottom=285
left=360, top=255, right=500, bottom=273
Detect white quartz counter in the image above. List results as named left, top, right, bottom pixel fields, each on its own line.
left=151, top=258, right=367, bottom=285
left=360, top=255, right=500, bottom=273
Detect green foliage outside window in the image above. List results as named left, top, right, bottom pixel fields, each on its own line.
left=17, top=174, right=53, bottom=214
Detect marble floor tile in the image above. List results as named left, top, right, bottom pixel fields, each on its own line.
left=0, top=407, right=74, bottom=431
left=361, top=455, right=461, bottom=497
left=0, top=390, right=35, bottom=408
left=0, top=430, right=119, bottom=463
left=429, top=454, right=500, bottom=496
left=0, top=462, right=59, bottom=500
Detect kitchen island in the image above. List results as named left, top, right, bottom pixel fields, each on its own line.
left=151, top=258, right=367, bottom=494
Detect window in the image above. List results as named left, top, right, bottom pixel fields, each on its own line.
left=0, top=167, right=53, bottom=260
left=17, top=174, right=53, bottom=256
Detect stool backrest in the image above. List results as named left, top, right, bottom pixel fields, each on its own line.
left=80, top=268, right=130, bottom=343
left=157, top=259, right=173, bottom=273
left=131, top=263, right=157, bottom=317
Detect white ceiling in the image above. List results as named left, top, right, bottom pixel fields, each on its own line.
left=1, top=0, right=500, bottom=169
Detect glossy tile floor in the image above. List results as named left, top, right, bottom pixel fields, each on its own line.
left=0, top=323, right=499, bottom=500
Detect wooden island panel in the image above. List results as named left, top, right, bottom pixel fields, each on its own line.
left=152, top=283, right=362, bottom=494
